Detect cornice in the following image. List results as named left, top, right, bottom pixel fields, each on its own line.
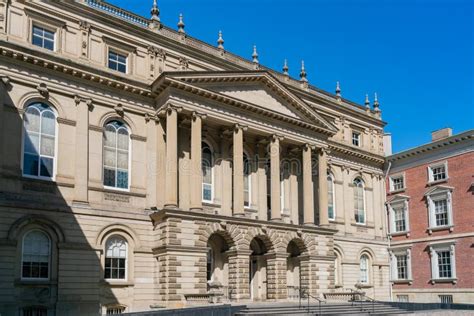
left=328, top=140, right=385, bottom=165
left=0, top=40, right=153, bottom=98
left=154, top=76, right=336, bottom=137
left=387, top=129, right=474, bottom=162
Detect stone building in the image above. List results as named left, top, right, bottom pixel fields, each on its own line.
left=386, top=128, right=474, bottom=304
left=0, top=1, right=389, bottom=315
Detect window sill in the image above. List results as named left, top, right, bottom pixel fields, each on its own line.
left=351, top=222, right=375, bottom=229
left=428, top=178, right=449, bottom=186
left=357, top=283, right=373, bottom=289
left=202, top=202, right=221, bottom=208
left=391, top=279, right=413, bottom=285
left=430, top=278, right=457, bottom=285
left=389, top=188, right=406, bottom=194
left=15, top=278, right=57, bottom=286
left=101, top=280, right=134, bottom=287
left=389, top=231, right=410, bottom=238
left=428, top=225, right=454, bottom=235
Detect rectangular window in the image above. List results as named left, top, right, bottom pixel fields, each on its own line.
left=439, top=295, right=453, bottom=304
left=22, top=307, right=48, bottom=316
left=434, top=199, right=448, bottom=227
left=108, top=51, right=127, bottom=73
left=396, top=254, right=408, bottom=279
left=32, top=26, right=55, bottom=51
left=106, top=306, right=125, bottom=315
left=397, top=295, right=409, bottom=303
left=391, top=175, right=405, bottom=191
left=429, top=163, right=447, bottom=183
left=352, top=132, right=361, bottom=147
left=394, top=206, right=406, bottom=232
left=104, top=258, right=126, bottom=279
left=437, top=250, right=452, bottom=278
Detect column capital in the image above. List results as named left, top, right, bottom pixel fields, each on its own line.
left=74, top=94, right=93, bottom=111
left=318, top=147, right=331, bottom=156
left=0, top=75, right=11, bottom=86
left=303, top=143, right=316, bottom=151
left=157, top=103, right=182, bottom=116
left=233, top=123, right=248, bottom=132
left=269, top=134, right=284, bottom=142
left=191, top=111, right=207, bottom=121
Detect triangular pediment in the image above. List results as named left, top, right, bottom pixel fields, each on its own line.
left=424, top=185, right=454, bottom=197
left=387, top=194, right=410, bottom=204
left=154, top=71, right=337, bottom=133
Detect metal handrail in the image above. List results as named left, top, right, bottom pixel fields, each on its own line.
left=298, top=288, right=325, bottom=316
left=356, top=293, right=376, bottom=314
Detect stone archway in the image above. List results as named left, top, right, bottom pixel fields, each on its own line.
left=207, top=233, right=232, bottom=300
left=249, top=236, right=269, bottom=301
left=286, top=240, right=302, bottom=300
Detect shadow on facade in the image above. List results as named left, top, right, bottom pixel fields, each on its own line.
left=0, top=81, right=119, bottom=316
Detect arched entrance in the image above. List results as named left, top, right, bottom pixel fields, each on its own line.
left=207, top=234, right=230, bottom=298
left=249, top=236, right=268, bottom=301
left=287, top=240, right=303, bottom=300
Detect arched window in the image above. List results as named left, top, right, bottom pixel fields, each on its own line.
left=243, top=153, right=251, bottom=208
left=202, top=142, right=213, bottom=202
left=22, top=230, right=50, bottom=279
left=327, top=173, right=336, bottom=220
left=334, top=253, right=342, bottom=286
left=103, top=121, right=130, bottom=189
left=353, top=178, right=365, bottom=224
left=23, top=102, right=56, bottom=179
left=359, top=254, right=369, bottom=284
left=104, top=236, right=127, bottom=280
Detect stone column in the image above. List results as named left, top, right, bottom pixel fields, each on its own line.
left=0, top=76, right=8, bottom=173
left=303, top=144, right=314, bottom=225
left=233, top=124, right=246, bottom=216
left=270, top=135, right=282, bottom=221
left=73, top=96, right=91, bottom=204
left=190, top=112, right=205, bottom=210
left=164, top=106, right=180, bottom=208
left=266, top=254, right=287, bottom=299
left=257, top=141, right=268, bottom=221
left=220, top=135, right=232, bottom=216
left=318, top=148, right=329, bottom=226
left=227, top=250, right=251, bottom=300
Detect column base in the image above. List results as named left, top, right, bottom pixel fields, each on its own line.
left=72, top=200, right=90, bottom=208
left=270, top=218, right=282, bottom=222
left=163, top=204, right=180, bottom=210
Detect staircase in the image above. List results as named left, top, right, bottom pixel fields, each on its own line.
left=235, top=301, right=411, bottom=315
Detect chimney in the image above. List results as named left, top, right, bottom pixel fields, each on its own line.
left=383, top=133, right=392, bottom=156
left=431, top=128, right=452, bottom=142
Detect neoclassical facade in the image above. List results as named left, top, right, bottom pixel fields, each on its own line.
left=0, top=1, right=389, bottom=315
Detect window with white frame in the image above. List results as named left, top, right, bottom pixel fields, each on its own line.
left=108, top=50, right=127, bottom=73
left=429, top=243, right=456, bottom=281
left=104, top=236, right=127, bottom=280
left=354, top=178, right=365, bottom=224
left=428, top=162, right=448, bottom=183
left=202, top=142, right=213, bottom=202
left=352, top=131, right=361, bottom=147
left=103, top=121, right=130, bottom=190
left=22, top=306, right=48, bottom=316
left=426, top=188, right=453, bottom=230
left=390, top=248, right=412, bottom=281
left=22, top=230, right=50, bottom=279
left=327, top=173, right=336, bottom=220
left=389, top=200, right=409, bottom=234
left=32, top=25, right=55, bottom=51
left=390, top=174, right=405, bottom=192
left=359, top=254, right=369, bottom=284
left=243, top=153, right=251, bottom=208
left=23, top=102, right=57, bottom=180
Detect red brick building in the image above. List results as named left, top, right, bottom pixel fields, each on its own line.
left=385, top=128, right=474, bottom=303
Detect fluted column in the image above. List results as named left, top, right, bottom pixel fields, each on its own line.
left=303, top=144, right=314, bottom=225
left=270, top=135, right=282, bottom=221
left=164, top=106, right=181, bottom=208
left=233, top=124, right=246, bottom=216
left=190, top=112, right=205, bottom=210
left=73, top=95, right=92, bottom=204
left=318, top=148, right=329, bottom=226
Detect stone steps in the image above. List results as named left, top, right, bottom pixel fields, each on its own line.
left=235, top=301, right=410, bottom=316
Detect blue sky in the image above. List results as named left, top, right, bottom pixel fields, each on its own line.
left=107, top=0, right=473, bottom=153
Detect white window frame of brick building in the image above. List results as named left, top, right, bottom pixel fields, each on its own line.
left=387, top=195, right=410, bottom=237
left=425, top=186, right=454, bottom=234
left=389, top=247, right=412, bottom=285
left=428, top=161, right=448, bottom=184
left=429, top=241, right=457, bottom=284
left=389, top=173, right=405, bottom=193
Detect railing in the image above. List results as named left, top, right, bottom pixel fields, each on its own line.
left=299, top=288, right=325, bottom=316
left=354, top=293, right=376, bottom=314
left=287, top=286, right=300, bottom=300
left=85, top=0, right=149, bottom=27
left=324, top=288, right=365, bottom=302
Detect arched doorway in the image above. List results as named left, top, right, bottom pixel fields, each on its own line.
left=207, top=234, right=230, bottom=298
left=249, top=236, right=268, bottom=301
left=287, top=240, right=302, bottom=300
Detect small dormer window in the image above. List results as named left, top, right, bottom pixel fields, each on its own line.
left=32, top=25, right=55, bottom=51
left=352, top=132, right=361, bottom=147
left=108, top=51, right=127, bottom=73
left=390, top=174, right=405, bottom=192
